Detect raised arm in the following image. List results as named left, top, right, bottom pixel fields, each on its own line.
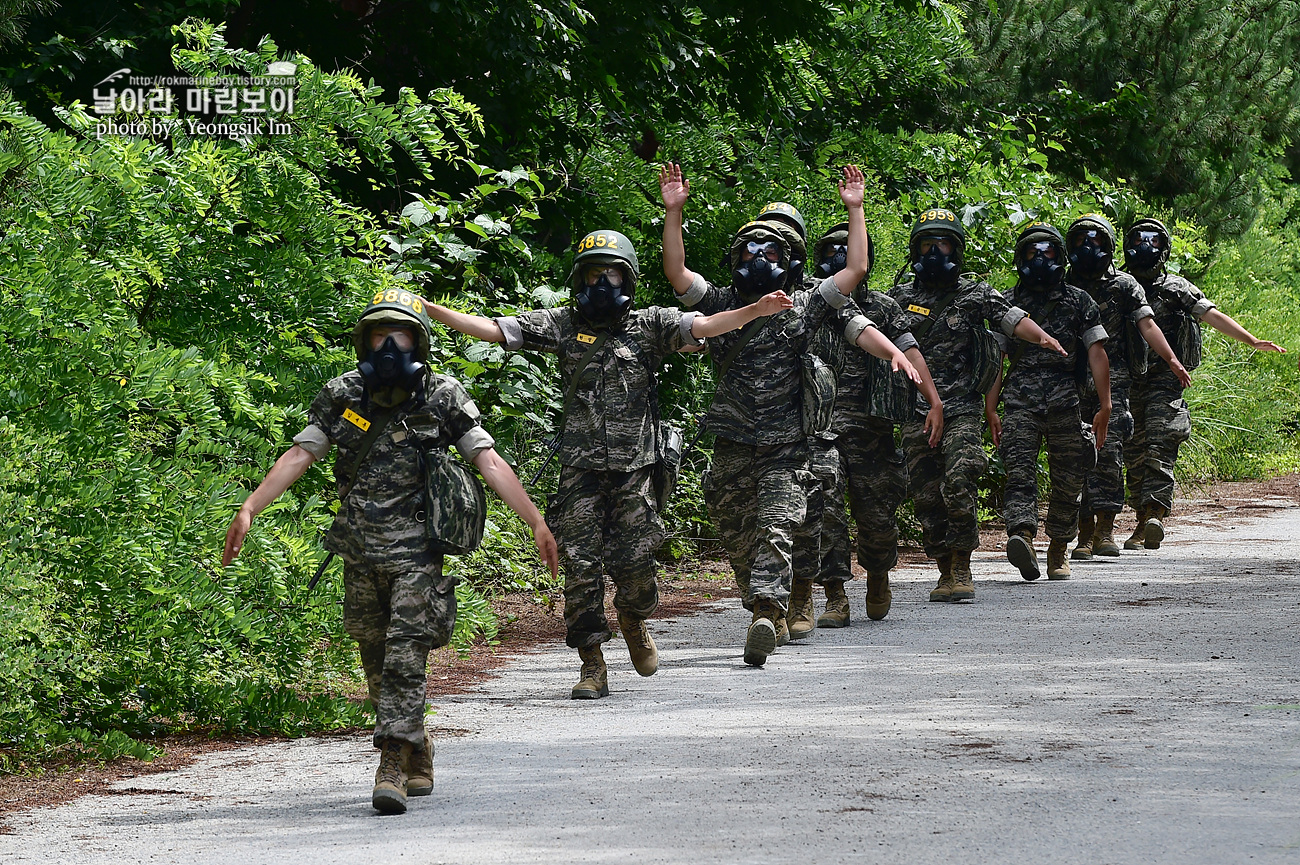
left=659, top=163, right=698, bottom=295
left=832, top=165, right=869, bottom=296
left=472, top=447, right=559, bottom=578
left=690, top=290, right=793, bottom=339
left=424, top=301, right=506, bottom=343
left=904, top=346, right=944, bottom=447
left=1201, top=308, right=1286, bottom=353
left=1087, top=341, right=1112, bottom=450
left=1136, top=316, right=1192, bottom=388
left=223, top=445, right=318, bottom=566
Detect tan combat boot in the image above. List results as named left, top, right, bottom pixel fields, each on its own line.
left=571, top=644, right=609, bottom=699
left=865, top=572, right=891, bottom=620
left=744, top=599, right=779, bottom=667
left=818, top=580, right=851, bottom=627
left=787, top=577, right=817, bottom=641
left=774, top=610, right=791, bottom=647
left=1072, top=513, right=1095, bottom=560
left=1007, top=529, right=1040, bottom=581
left=1047, top=538, right=1071, bottom=580
left=1093, top=512, right=1121, bottom=557
left=406, top=728, right=434, bottom=797
left=617, top=612, right=659, bottom=677
left=1124, top=506, right=1148, bottom=550
left=950, top=550, right=975, bottom=600
left=929, top=553, right=955, bottom=602
left=372, top=738, right=413, bottom=814
left=1145, top=504, right=1168, bottom=550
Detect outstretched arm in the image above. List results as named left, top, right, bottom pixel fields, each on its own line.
left=1137, top=317, right=1191, bottom=388
left=1088, top=342, right=1112, bottom=450
left=905, top=346, right=944, bottom=447
left=472, top=447, right=559, bottom=578
left=691, top=291, right=793, bottom=339
left=856, top=326, right=921, bottom=385
left=660, top=163, right=698, bottom=295
left=1201, top=309, right=1286, bottom=353
left=223, top=445, right=318, bottom=566
left=1013, top=317, right=1068, bottom=356
left=832, top=165, right=869, bottom=296
left=425, top=302, right=506, bottom=343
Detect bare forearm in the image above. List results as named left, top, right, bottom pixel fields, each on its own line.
left=986, top=362, right=1004, bottom=413
left=663, top=209, right=695, bottom=294
left=1137, top=316, right=1179, bottom=363
left=905, top=347, right=942, bottom=408
left=832, top=204, right=868, bottom=295
left=693, top=305, right=758, bottom=339
left=1089, top=344, right=1112, bottom=408
left=473, top=448, right=546, bottom=530
left=241, top=445, right=317, bottom=517
left=427, top=302, right=505, bottom=342
left=1013, top=317, right=1048, bottom=344
left=856, top=326, right=903, bottom=363
left=1201, top=309, right=1254, bottom=345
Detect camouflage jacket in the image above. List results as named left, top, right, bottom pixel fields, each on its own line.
left=996, top=282, right=1107, bottom=413
left=1138, top=273, right=1215, bottom=375
left=818, top=289, right=919, bottom=435
left=1068, top=266, right=1153, bottom=390
left=680, top=274, right=871, bottom=446
left=494, top=306, right=701, bottom=472
left=293, top=371, right=495, bottom=563
left=890, top=276, right=1028, bottom=420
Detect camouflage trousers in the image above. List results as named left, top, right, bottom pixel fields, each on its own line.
left=548, top=464, right=662, bottom=650
left=901, top=413, right=986, bottom=558
left=343, top=552, right=456, bottom=749
left=1001, top=405, right=1091, bottom=540
left=703, top=437, right=812, bottom=611
left=1124, top=369, right=1192, bottom=513
left=1081, top=385, right=1133, bottom=516
left=792, top=437, right=840, bottom=584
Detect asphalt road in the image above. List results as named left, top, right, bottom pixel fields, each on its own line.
left=6, top=500, right=1300, bottom=865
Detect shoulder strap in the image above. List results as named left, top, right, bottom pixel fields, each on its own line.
left=716, top=316, right=770, bottom=381
left=340, top=406, right=398, bottom=497
left=557, top=332, right=610, bottom=432
left=910, top=287, right=962, bottom=339
left=1004, top=297, right=1064, bottom=380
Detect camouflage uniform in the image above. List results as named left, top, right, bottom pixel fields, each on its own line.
left=996, top=282, right=1107, bottom=539
left=1071, top=267, right=1153, bottom=515
left=891, top=276, right=1028, bottom=557
left=293, top=371, right=494, bottom=749
left=493, top=306, right=701, bottom=648
left=1124, top=274, right=1210, bottom=513
left=681, top=273, right=871, bottom=608
left=797, top=289, right=917, bottom=582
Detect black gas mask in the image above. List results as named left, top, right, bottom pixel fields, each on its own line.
left=733, top=240, right=787, bottom=301
left=817, top=243, right=848, bottom=278
left=1126, top=230, right=1164, bottom=272
left=1019, top=239, right=1063, bottom=288
left=359, top=333, right=426, bottom=395
left=1068, top=229, right=1112, bottom=278
left=912, top=235, right=958, bottom=283
left=575, top=265, right=633, bottom=328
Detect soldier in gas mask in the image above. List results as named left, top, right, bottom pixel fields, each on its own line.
left=661, top=162, right=922, bottom=667
left=222, top=292, right=559, bottom=815
left=790, top=221, right=944, bottom=632
left=890, top=210, right=1065, bottom=602
left=987, top=222, right=1111, bottom=581
left=422, top=230, right=792, bottom=698
left=1121, top=218, right=1286, bottom=549
left=1063, top=214, right=1190, bottom=561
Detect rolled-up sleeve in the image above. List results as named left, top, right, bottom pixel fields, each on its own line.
left=1191, top=297, right=1216, bottom=318
left=454, top=426, right=496, bottom=463
left=680, top=273, right=709, bottom=308
left=817, top=276, right=850, bottom=310
left=494, top=316, right=525, bottom=350
left=292, top=424, right=332, bottom=460
left=842, top=313, right=876, bottom=345
left=1082, top=325, right=1108, bottom=348
left=892, top=332, right=919, bottom=353
left=992, top=331, right=1011, bottom=355
left=679, top=311, right=704, bottom=347
left=999, top=305, right=1029, bottom=337
left=1131, top=303, right=1155, bottom=323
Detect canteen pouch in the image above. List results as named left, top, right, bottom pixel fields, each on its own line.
left=865, top=355, right=918, bottom=422
left=420, top=448, right=487, bottom=555
left=801, top=352, right=837, bottom=436
left=652, top=423, right=684, bottom=512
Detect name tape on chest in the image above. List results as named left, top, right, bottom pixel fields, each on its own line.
left=907, top=304, right=931, bottom=316
left=576, top=333, right=598, bottom=345
left=342, top=408, right=371, bottom=431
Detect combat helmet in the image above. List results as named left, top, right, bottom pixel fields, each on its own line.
left=730, top=219, right=795, bottom=301
left=1065, top=213, right=1117, bottom=278
left=756, top=201, right=808, bottom=241
left=351, top=288, right=433, bottom=362
left=351, top=288, right=434, bottom=403
left=568, top=229, right=640, bottom=328
left=1124, top=217, right=1172, bottom=273
left=909, top=207, right=965, bottom=283
left=1014, top=221, right=1067, bottom=288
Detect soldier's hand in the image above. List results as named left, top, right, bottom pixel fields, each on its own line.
left=893, top=353, right=922, bottom=386
left=1249, top=337, right=1286, bottom=353
left=755, top=290, right=793, bottom=316
left=1171, top=358, right=1192, bottom=389
left=223, top=508, right=252, bottom=567
left=659, top=163, right=690, bottom=211
left=1092, top=406, right=1111, bottom=451
left=1039, top=333, right=1068, bottom=356
left=838, top=164, right=865, bottom=209
left=925, top=403, right=944, bottom=448
left=533, top=523, right=560, bottom=579
left=986, top=410, right=1002, bottom=448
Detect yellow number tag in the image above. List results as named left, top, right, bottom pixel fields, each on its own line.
left=342, top=408, right=371, bottom=431
left=576, top=333, right=597, bottom=344
left=908, top=304, right=931, bottom=316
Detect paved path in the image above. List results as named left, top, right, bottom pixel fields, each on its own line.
left=6, top=502, right=1300, bottom=864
